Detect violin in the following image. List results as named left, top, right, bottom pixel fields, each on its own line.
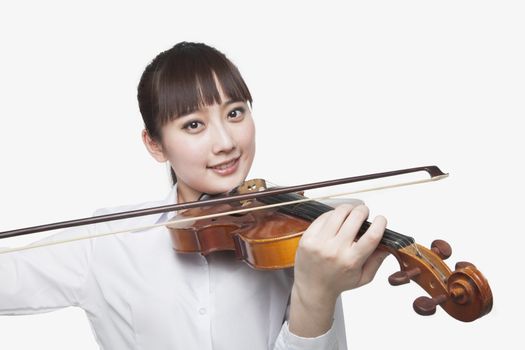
left=0, top=165, right=493, bottom=322
left=168, top=169, right=493, bottom=322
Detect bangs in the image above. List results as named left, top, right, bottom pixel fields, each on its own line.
left=154, top=46, right=252, bottom=126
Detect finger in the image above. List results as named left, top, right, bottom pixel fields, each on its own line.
left=333, top=204, right=369, bottom=244
left=358, top=249, right=390, bottom=286
left=301, top=209, right=331, bottom=240
left=346, top=215, right=387, bottom=263
left=318, top=204, right=356, bottom=240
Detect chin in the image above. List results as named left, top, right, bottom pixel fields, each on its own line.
left=207, top=175, right=246, bottom=195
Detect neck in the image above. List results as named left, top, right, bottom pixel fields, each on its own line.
left=176, top=185, right=202, bottom=204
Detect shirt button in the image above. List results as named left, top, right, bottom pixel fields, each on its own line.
left=198, top=308, right=207, bottom=315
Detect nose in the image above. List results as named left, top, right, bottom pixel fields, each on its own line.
left=211, top=120, right=236, bottom=154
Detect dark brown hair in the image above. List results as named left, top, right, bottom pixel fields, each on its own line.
left=137, top=42, right=253, bottom=184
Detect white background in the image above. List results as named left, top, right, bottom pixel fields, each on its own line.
left=0, top=0, right=523, bottom=348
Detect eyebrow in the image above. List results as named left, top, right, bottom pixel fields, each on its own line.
left=223, top=99, right=243, bottom=106
left=177, top=99, right=245, bottom=119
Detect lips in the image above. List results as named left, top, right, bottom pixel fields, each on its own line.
left=209, top=157, right=239, bottom=170
left=207, top=156, right=241, bottom=176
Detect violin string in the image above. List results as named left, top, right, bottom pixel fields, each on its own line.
left=415, top=245, right=448, bottom=282
left=0, top=176, right=440, bottom=255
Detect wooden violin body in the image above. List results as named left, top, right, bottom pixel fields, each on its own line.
left=168, top=178, right=493, bottom=322
left=169, top=197, right=307, bottom=270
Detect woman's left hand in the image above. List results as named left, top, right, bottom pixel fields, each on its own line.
left=288, top=203, right=389, bottom=337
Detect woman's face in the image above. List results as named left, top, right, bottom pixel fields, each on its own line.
left=150, top=90, right=256, bottom=203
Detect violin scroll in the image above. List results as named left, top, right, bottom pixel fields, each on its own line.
left=387, top=239, right=493, bottom=322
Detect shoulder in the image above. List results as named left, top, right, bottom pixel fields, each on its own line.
left=93, top=199, right=162, bottom=216
left=93, top=186, right=177, bottom=231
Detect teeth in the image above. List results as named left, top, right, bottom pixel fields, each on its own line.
left=213, top=159, right=236, bottom=170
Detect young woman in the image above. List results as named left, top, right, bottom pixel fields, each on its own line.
left=0, top=42, right=388, bottom=349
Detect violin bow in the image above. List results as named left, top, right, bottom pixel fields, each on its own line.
left=0, top=165, right=447, bottom=241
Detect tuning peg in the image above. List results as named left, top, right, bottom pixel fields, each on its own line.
left=413, top=294, right=448, bottom=316
left=431, top=239, right=452, bottom=260
left=455, top=261, right=476, bottom=270
left=388, top=267, right=421, bottom=286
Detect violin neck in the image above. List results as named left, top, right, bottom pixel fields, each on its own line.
left=258, top=193, right=415, bottom=251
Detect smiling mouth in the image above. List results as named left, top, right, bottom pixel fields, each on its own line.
left=208, top=156, right=240, bottom=170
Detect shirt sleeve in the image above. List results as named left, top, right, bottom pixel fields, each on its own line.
left=272, top=295, right=347, bottom=350
left=0, top=224, right=94, bottom=315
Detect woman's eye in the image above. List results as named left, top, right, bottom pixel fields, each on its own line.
left=182, top=120, right=204, bottom=133
left=227, top=107, right=245, bottom=120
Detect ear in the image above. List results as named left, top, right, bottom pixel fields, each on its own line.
left=142, top=129, right=167, bottom=163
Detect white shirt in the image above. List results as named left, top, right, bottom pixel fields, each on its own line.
left=0, top=185, right=347, bottom=349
